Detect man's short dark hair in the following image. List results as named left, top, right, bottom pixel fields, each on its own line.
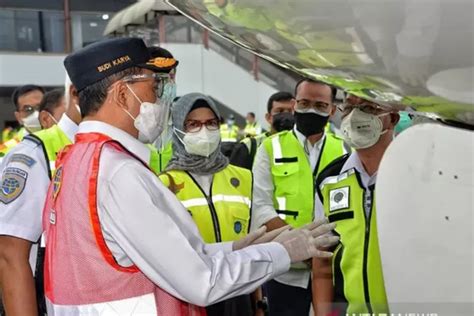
left=247, top=112, right=255, bottom=118
left=12, top=84, right=45, bottom=110
left=78, top=67, right=142, bottom=117
left=267, top=91, right=294, bottom=114
left=294, top=79, right=337, bottom=103
left=39, top=88, right=65, bottom=114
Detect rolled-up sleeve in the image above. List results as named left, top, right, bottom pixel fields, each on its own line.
left=98, top=155, right=290, bottom=306
left=251, top=145, right=279, bottom=231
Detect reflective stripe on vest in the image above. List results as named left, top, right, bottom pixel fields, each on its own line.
left=159, top=165, right=252, bottom=243
left=264, top=130, right=346, bottom=228
left=320, top=169, right=388, bottom=315
left=45, top=293, right=156, bottom=315
left=43, top=132, right=205, bottom=315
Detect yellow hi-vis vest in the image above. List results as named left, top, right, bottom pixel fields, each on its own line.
left=147, top=143, right=171, bottom=174
left=263, top=130, right=346, bottom=228
left=24, top=125, right=72, bottom=179
left=317, top=155, right=388, bottom=315
left=243, top=122, right=260, bottom=137
left=159, top=165, right=252, bottom=243
left=0, top=128, right=27, bottom=157
left=220, top=124, right=239, bottom=142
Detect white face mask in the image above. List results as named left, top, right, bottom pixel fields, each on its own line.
left=123, top=85, right=169, bottom=144
left=22, top=111, right=42, bottom=133
left=341, top=108, right=389, bottom=149
left=174, top=127, right=221, bottom=157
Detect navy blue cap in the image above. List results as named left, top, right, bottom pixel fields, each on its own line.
left=64, top=38, right=151, bottom=91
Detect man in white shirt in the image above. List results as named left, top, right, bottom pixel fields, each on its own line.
left=42, top=37, right=339, bottom=315
left=0, top=78, right=80, bottom=315
left=252, top=79, right=349, bottom=315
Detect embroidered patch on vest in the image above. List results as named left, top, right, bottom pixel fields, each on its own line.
left=234, top=221, right=243, bottom=234
left=53, top=166, right=63, bottom=200
left=10, top=154, right=36, bottom=167
left=329, top=187, right=349, bottom=212
left=0, top=167, right=28, bottom=204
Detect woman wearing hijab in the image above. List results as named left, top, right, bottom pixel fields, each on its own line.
left=159, top=93, right=256, bottom=316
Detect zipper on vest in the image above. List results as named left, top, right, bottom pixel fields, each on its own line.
left=362, top=187, right=374, bottom=314
left=186, top=172, right=222, bottom=243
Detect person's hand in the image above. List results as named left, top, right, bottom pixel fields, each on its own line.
left=273, top=219, right=339, bottom=263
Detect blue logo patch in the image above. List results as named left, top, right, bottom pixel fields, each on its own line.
left=0, top=167, right=28, bottom=204
left=234, top=221, right=243, bottom=234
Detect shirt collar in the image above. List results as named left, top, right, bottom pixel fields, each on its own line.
left=77, top=120, right=151, bottom=163
left=341, top=152, right=377, bottom=187
left=293, top=126, right=325, bottom=151
left=57, top=114, right=78, bottom=143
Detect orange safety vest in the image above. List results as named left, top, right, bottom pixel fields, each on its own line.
left=43, top=132, right=206, bottom=315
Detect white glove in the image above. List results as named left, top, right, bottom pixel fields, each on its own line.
left=273, top=219, right=339, bottom=263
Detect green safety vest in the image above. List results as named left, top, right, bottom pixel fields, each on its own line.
left=263, top=130, right=346, bottom=228
left=220, top=124, right=239, bottom=142
left=243, top=123, right=260, bottom=137
left=147, top=142, right=172, bottom=174
left=317, top=156, right=388, bottom=315
left=159, top=165, right=252, bottom=243
left=24, top=125, right=72, bottom=179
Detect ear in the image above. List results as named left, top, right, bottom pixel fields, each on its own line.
left=265, top=112, right=272, bottom=125
left=14, top=111, right=21, bottom=124
left=390, top=112, right=400, bottom=128
left=39, top=111, right=51, bottom=129
left=69, top=85, right=78, bottom=105
left=329, top=104, right=337, bottom=117
left=111, top=81, right=130, bottom=110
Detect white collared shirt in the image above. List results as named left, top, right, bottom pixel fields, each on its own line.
left=79, top=121, right=291, bottom=305
left=251, top=127, right=325, bottom=288
left=0, top=114, right=78, bottom=242
left=314, top=152, right=377, bottom=221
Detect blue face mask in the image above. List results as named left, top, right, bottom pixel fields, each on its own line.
left=395, top=111, right=412, bottom=134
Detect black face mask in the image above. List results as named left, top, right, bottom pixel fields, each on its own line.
left=272, top=112, right=295, bottom=132
left=294, top=111, right=329, bottom=137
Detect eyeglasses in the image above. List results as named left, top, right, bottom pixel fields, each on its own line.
left=296, top=99, right=331, bottom=112
left=122, top=73, right=170, bottom=97
left=184, top=119, right=220, bottom=133
left=19, top=105, right=39, bottom=115
left=337, top=103, right=389, bottom=116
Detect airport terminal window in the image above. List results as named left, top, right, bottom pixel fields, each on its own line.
left=71, top=12, right=111, bottom=50
left=0, top=10, right=41, bottom=52
left=0, top=9, right=111, bottom=52
left=42, top=11, right=66, bottom=53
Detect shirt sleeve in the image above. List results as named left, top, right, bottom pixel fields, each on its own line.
left=0, top=141, right=50, bottom=242
left=314, top=191, right=326, bottom=222
left=98, top=151, right=290, bottom=306
left=203, top=242, right=233, bottom=256
left=251, top=145, right=279, bottom=231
